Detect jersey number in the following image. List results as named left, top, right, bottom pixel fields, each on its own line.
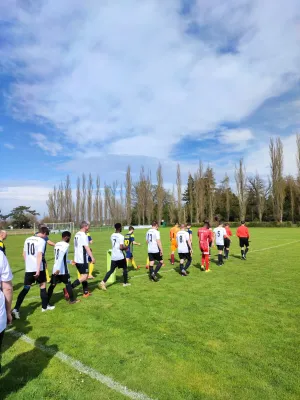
left=179, top=235, right=183, bottom=243
left=74, top=237, right=78, bottom=248
left=148, top=234, right=153, bottom=242
left=27, top=243, right=35, bottom=256
left=217, top=231, right=220, bottom=237
left=55, top=249, right=60, bottom=260
left=113, top=239, right=117, bottom=247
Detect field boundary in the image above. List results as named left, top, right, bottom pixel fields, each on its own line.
left=7, top=329, right=155, bottom=400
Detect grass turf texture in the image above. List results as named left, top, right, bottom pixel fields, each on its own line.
left=1, top=228, right=300, bottom=400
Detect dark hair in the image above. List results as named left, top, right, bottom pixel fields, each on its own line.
left=186, top=222, right=191, bottom=227
left=62, top=231, right=71, bottom=238
left=219, top=221, right=224, bottom=225
left=114, top=222, right=122, bottom=230
left=129, top=226, right=134, bottom=231
left=204, top=221, right=210, bottom=228
left=152, top=221, right=158, bottom=227
left=241, top=220, right=245, bottom=225
left=224, top=223, right=229, bottom=227
left=39, top=226, right=49, bottom=236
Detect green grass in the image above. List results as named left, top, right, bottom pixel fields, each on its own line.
left=1, top=228, right=300, bottom=400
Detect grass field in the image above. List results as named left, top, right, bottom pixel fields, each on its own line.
left=1, top=227, right=300, bottom=400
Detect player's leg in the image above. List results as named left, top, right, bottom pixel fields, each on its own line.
left=131, top=257, right=140, bottom=270
left=154, top=255, right=163, bottom=276
left=12, top=273, right=34, bottom=319
left=205, top=253, right=210, bottom=272
left=244, top=239, right=249, bottom=259
left=145, top=256, right=149, bottom=269
left=149, top=254, right=158, bottom=282
left=240, top=239, right=245, bottom=259
left=179, top=255, right=185, bottom=275
left=201, top=248, right=205, bottom=271
left=47, top=275, right=57, bottom=305
left=99, top=261, right=118, bottom=290
left=122, top=260, right=130, bottom=287
left=185, top=253, right=192, bottom=272
left=88, top=262, right=95, bottom=279
left=217, top=247, right=224, bottom=266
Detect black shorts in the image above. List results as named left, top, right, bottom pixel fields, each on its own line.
left=224, top=238, right=231, bottom=248
left=148, top=253, right=162, bottom=262
left=209, top=241, right=212, bottom=248
left=239, top=238, right=249, bottom=248
left=24, top=270, right=47, bottom=286
left=217, top=245, right=224, bottom=251
left=50, top=274, right=70, bottom=285
left=76, top=263, right=88, bottom=275
left=178, top=253, right=192, bottom=261
left=111, top=259, right=127, bottom=269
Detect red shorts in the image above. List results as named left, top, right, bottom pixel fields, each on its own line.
left=200, top=244, right=209, bottom=255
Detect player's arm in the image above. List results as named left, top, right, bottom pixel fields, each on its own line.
left=23, top=250, right=26, bottom=261
left=157, top=239, right=163, bottom=256
left=187, top=238, right=193, bottom=253
left=35, top=251, right=43, bottom=277
left=47, top=240, right=55, bottom=247
left=84, top=245, right=95, bottom=263
left=133, top=241, right=140, bottom=246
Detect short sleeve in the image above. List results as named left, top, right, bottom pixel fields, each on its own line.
left=119, top=235, right=124, bottom=245
left=156, top=231, right=161, bottom=240
left=37, top=239, right=46, bottom=253
left=23, top=240, right=27, bottom=252
left=83, top=234, right=89, bottom=246
left=0, top=252, right=13, bottom=282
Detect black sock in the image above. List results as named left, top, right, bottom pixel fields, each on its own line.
left=14, top=286, right=31, bottom=311
left=123, top=268, right=128, bottom=284
left=180, top=263, right=184, bottom=271
left=149, top=265, right=154, bottom=276
left=241, top=249, right=245, bottom=257
left=185, top=258, right=192, bottom=270
left=218, top=254, right=222, bottom=264
left=245, top=247, right=249, bottom=255
left=40, top=288, right=48, bottom=309
left=227, top=249, right=230, bottom=258
left=66, top=283, right=74, bottom=302
left=71, top=279, right=80, bottom=289
left=220, top=254, right=223, bottom=264
left=82, top=280, right=88, bottom=294
left=154, top=262, right=162, bottom=275
left=47, top=284, right=56, bottom=304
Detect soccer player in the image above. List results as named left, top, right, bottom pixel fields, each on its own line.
left=71, top=221, right=95, bottom=298
left=35, top=224, right=55, bottom=283
left=124, top=226, right=141, bottom=270
left=237, top=221, right=250, bottom=260
left=176, top=224, right=192, bottom=276
left=87, top=231, right=95, bottom=279
left=47, top=231, right=80, bottom=306
left=0, top=230, right=7, bottom=255
left=198, top=222, right=213, bottom=272
left=0, top=248, right=13, bottom=374
left=213, top=221, right=228, bottom=266
left=224, top=223, right=233, bottom=259
left=186, top=223, right=193, bottom=245
left=12, top=226, right=54, bottom=319
left=146, top=221, right=164, bottom=282
left=99, top=223, right=130, bottom=290
left=169, top=222, right=180, bottom=265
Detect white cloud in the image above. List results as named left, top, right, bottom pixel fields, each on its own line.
left=30, top=133, right=62, bottom=156
left=217, top=128, right=254, bottom=151
left=0, top=0, right=299, bottom=163
left=4, top=143, right=15, bottom=150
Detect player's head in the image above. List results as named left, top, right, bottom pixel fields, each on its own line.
left=186, top=223, right=191, bottom=229
left=0, top=230, right=7, bottom=240
left=62, top=230, right=71, bottom=243
left=241, top=220, right=245, bottom=225
left=80, top=221, right=89, bottom=232
left=180, top=223, right=185, bottom=230
left=115, top=222, right=122, bottom=232
left=204, top=221, right=210, bottom=229
left=39, top=226, right=50, bottom=237
left=129, top=225, right=134, bottom=233
left=152, top=220, right=158, bottom=229
left=218, top=220, right=224, bottom=226
left=224, top=223, right=229, bottom=227
left=175, top=222, right=179, bottom=227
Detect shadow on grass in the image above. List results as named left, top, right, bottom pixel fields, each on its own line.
left=1, top=336, right=58, bottom=398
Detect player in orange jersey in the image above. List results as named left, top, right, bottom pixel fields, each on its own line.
left=236, top=221, right=250, bottom=260
left=224, top=223, right=232, bottom=259
left=198, top=222, right=213, bottom=272
left=169, top=223, right=180, bottom=265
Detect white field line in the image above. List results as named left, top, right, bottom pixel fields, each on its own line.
left=250, top=239, right=300, bottom=253
left=7, top=329, right=155, bottom=400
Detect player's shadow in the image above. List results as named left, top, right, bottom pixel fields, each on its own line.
left=231, top=254, right=243, bottom=260
left=1, top=336, right=58, bottom=398
left=2, top=320, right=33, bottom=355
left=13, top=282, right=27, bottom=291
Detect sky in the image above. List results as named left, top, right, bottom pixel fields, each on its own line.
left=0, top=0, right=300, bottom=215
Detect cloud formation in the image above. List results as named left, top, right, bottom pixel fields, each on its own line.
left=30, top=133, right=62, bottom=156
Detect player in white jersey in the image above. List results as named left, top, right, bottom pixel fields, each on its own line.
left=176, top=224, right=193, bottom=276
left=47, top=231, right=80, bottom=306
left=0, top=250, right=13, bottom=374
left=12, top=226, right=54, bottom=319
left=71, top=221, right=95, bottom=298
left=213, top=221, right=228, bottom=266
left=146, top=221, right=163, bottom=282
left=99, top=223, right=129, bottom=291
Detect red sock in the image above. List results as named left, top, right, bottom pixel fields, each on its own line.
left=201, top=255, right=205, bottom=265
left=205, top=255, right=210, bottom=271
left=171, top=254, right=175, bottom=264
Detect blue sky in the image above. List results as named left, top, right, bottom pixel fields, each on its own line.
left=0, top=0, right=300, bottom=214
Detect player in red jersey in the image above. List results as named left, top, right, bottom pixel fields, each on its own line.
left=236, top=221, right=250, bottom=260
left=224, top=223, right=232, bottom=259
left=198, top=222, right=213, bottom=272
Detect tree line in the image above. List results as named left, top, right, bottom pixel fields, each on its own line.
left=45, top=136, right=300, bottom=226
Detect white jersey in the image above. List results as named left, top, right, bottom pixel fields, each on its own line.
left=74, top=231, right=89, bottom=264
left=0, top=251, right=13, bottom=332
left=146, top=229, right=160, bottom=253
left=53, top=241, right=70, bottom=275
left=23, top=236, right=46, bottom=272
left=176, top=230, right=190, bottom=253
left=111, top=233, right=125, bottom=261
left=214, top=227, right=227, bottom=246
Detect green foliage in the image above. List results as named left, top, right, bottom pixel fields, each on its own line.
left=8, top=206, right=40, bottom=229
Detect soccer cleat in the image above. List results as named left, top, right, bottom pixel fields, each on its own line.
left=12, top=309, right=20, bottom=320
left=205, top=269, right=211, bottom=273
left=69, top=299, right=81, bottom=304
left=42, top=308, right=47, bottom=312
left=145, top=265, right=149, bottom=269
left=151, top=273, right=158, bottom=282
left=123, top=283, right=131, bottom=287
left=63, top=288, right=70, bottom=301
left=83, top=292, right=92, bottom=298
left=181, top=270, right=187, bottom=276
left=99, top=281, right=107, bottom=291
left=200, top=265, right=205, bottom=271
left=47, top=305, right=55, bottom=310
